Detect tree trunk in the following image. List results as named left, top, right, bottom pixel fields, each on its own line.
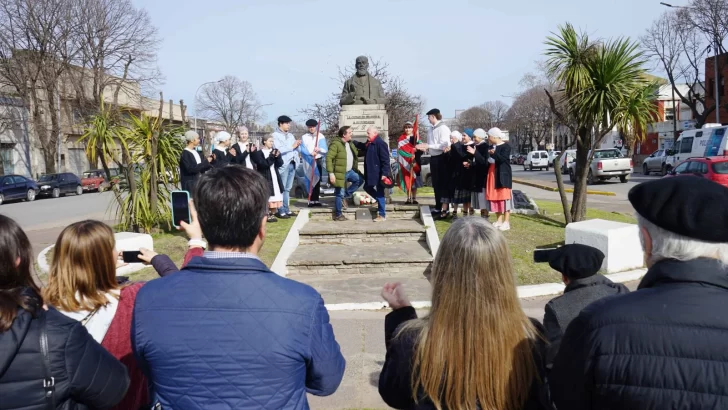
left=149, top=93, right=163, bottom=228
left=553, top=154, right=572, bottom=224
left=570, top=127, right=591, bottom=222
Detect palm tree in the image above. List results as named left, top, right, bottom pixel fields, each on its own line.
left=544, top=24, right=657, bottom=222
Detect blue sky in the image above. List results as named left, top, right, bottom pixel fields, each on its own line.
left=134, top=0, right=670, bottom=123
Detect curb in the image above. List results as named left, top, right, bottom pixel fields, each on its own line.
left=270, top=209, right=310, bottom=277
left=419, top=205, right=440, bottom=257
left=513, top=178, right=616, bottom=197
left=36, top=245, right=53, bottom=274
left=324, top=268, right=647, bottom=311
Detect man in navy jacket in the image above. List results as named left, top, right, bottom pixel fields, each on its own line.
left=353, top=126, right=391, bottom=221
left=132, top=166, right=345, bottom=410
left=550, top=176, right=728, bottom=410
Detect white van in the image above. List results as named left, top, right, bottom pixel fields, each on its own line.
left=666, top=124, right=728, bottom=168
left=523, top=150, right=550, bottom=171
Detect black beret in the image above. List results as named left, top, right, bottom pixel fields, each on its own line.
left=628, top=176, right=728, bottom=242
left=277, top=115, right=292, bottom=124
left=548, top=244, right=605, bottom=280
left=426, top=108, right=440, bottom=116
left=305, top=119, right=318, bottom=127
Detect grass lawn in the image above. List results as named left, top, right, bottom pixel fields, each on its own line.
left=125, top=217, right=295, bottom=282
left=434, top=200, right=637, bottom=285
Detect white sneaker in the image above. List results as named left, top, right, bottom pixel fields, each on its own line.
left=499, top=222, right=511, bottom=231
left=493, top=220, right=503, bottom=228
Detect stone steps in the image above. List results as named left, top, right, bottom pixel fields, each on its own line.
left=286, top=242, right=433, bottom=277
left=307, top=204, right=421, bottom=221
left=299, top=220, right=426, bottom=245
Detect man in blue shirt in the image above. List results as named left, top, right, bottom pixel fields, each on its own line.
left=273, top=115, right=300, bottom=218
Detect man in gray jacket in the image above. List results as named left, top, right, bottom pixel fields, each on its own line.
left=542, top=244, right=629, bottom=365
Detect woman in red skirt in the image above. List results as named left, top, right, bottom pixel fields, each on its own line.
left=485, top=127, right=513, bottom=231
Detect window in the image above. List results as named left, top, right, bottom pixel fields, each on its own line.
left=674, top=162, right=689, bottom=174
left=712, top=162, right=728, bottom=174
left=12, top=176, right=26, bottom=183
left=680, top=137, right=694, bottom=154
left=2, top=177, right=11, bottom=186
left=593, top=150, right=620, bottom=159
left=687, top=161, right=704, bottom=174
left=540, top=152, right=549, bottom=158
left=0, top=144, right=13, bottom=175
left=702, top=162, right=709, bottom=173
left=665, top=108, right=675, bottom=121
left=39, top=174, right=58, bottom=182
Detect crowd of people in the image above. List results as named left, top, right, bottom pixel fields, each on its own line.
left=2, top=113, right=728, bottom=409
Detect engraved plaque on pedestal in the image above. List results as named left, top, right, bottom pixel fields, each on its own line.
left=338, top=104, right=389, bottom=146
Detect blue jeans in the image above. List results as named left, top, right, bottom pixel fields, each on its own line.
left=365, top=182, right=386, bottom=218
left=334, top=170, right=364, bottom=216
left=277, top=162, right=296, bottom=214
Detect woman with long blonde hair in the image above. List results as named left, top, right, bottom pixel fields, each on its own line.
left=378, top=217, right=548, bottom=410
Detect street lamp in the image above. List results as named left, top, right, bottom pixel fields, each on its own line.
left=660, top=2, right=721, bottom=124
left=193, top=79, right=223, bottom=133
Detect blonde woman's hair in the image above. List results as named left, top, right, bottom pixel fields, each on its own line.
left=401, top=217, right=540, bottom=410
left=43, top=220, right=121, bottom=312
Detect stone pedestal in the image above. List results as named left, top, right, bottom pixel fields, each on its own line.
left=565, top=219, right=644, bottom=273
left=338, top=104, right=389, bottom=145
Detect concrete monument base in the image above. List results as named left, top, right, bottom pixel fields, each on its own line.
left=565, top=219, right=644, bottom=273
left=338, top=104, right=389, bottom=145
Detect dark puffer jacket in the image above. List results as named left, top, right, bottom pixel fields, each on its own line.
left=543, top=275, right=629, bottom=365
left=550, top=258, right=728, bottom=410
left=0, top=299, right=130, bottom=410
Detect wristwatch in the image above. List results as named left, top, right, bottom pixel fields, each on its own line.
left=188, top=239, right=207, bottom=249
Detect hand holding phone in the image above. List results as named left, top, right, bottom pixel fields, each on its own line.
left=122, top=250, right=143, bottom=263
left=171, top=190, right=191, bottom=228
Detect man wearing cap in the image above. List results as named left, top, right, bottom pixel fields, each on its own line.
left=542, top=244, right=629, bottom=365
left=179, top=130, right=213, bottom=192
left=273, top=115, right=301, bottom=218
left=550, top=177, right=728, bottom=409
left=211, top=131, right=232, bottom=168
left=417, top=109, right=451, bottom=218
left=302, top=119, right=328, bottom=207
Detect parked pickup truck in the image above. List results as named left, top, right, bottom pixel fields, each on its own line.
left=568, top=148, right=633, bottom=184
left=642, top=149, right=672, bottom=176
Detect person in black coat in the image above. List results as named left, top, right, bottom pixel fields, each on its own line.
left=0, top=215, right=129, bottom=410
left=378, top=218, right=550, bottom=410
left=469, top=128, right=490, bottom=218
left=352, top=127, right=391, bottom=221
left=252, top=134, right=286, bottom=222
left=542, top=244, right=629, bottom=366
left=179, top=130, right=212, bottom=192
left=229, top=126, right=257, bottom=170
left=210, top=130, right=232, bottom=168
left=446, top=131, right=475, bottom=219
left=550, top=176, right=728, bottom=410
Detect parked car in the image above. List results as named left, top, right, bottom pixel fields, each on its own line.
left=293, top=163, right=335, bottom=199
left=549, top=151, right=562, bottom=165
left=643, top=149, right=672, bottom=176
left=569, top=148, right=633, bottom=184
left=560, top=149, right=577, bottom=174
left=81, top=169, right=121, bottom=192
left=37, top=172, right=83, bottom=198
left=523, top=150, right=550, bottom=171
left=665, top=157, right=728, bottom=188
left=0, top=174, right=39, bottom=205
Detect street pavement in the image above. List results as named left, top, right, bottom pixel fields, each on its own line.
left=512, top=168, right=660, bottom=198
left=1, top=190, right=115, bottom=231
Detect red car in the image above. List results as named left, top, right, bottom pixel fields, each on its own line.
left=665, top=157, right=728, bottom=188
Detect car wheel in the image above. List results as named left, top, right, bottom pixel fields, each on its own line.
left=545, top=166, right=549, bottom=171
left=52, top=188, right=60, bottom=198
left=620, top=175, right=629, bottom=183
left=76, top=185, right=83, bottom=196
left=660, top=164, right=667, bottom=176
left=587, top=170, right=594, bottom=185
left=0, top=193, right=4, bottom=205
left=569, top=169, right=575, bottom=183
left=523, top=164, right=527, bottom=171
left=26, top=189, right=36, bottom=202
left=643, top=164, right=649, bottom=175
left=529, top=165, right=533, bottom=171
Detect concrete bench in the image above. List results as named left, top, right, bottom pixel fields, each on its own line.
left=115, top=232, right=154, bottom=276
left=565, top=219, right=643, bottom=273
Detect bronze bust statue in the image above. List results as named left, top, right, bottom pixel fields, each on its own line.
left=339, top=56, right=388, bottom=106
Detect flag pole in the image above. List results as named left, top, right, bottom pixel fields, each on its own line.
left=307, top=120, right=321, bottom=202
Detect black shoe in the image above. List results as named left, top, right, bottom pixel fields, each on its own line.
left=276, top=212, right=290, bottom=219
left=404, top=199, right=413, bottom=204
left=267, top=215, right=278, bottom=222
left=437, top=211, right=451, bottom=220
left=313, top=202, right=323, bottom=207
left=412, top=200, right=419, bottom=205
left=287, top=210, right=298, bottom=217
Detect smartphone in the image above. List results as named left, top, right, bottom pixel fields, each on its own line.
left=122, top=251, right=143, bottom=263
left=171, top=190, right=191, bottom=228
left=533, top=248, right=558, bottom=263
